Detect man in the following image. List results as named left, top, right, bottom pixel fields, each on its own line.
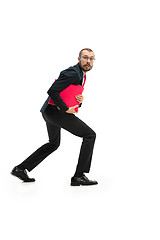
left=11, top=48, right=98, bottom=186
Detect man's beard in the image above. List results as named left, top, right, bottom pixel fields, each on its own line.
left=79, top=61, right=93, bottom=72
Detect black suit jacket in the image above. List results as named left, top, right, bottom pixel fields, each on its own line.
left=40, top=63, right=84, bottom=113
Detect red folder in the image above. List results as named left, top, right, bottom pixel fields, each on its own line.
left=48, top=80, right=85, bottom=112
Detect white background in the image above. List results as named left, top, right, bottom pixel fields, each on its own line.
left=0, top=0, right=160, bottom=239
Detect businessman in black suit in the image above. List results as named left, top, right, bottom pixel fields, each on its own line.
left=11, top=48, right=98, bottom=186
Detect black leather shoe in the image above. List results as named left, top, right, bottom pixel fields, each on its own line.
left=11, top=167, right=35, bottom=182
left=71, top=174, right=98, bottom=186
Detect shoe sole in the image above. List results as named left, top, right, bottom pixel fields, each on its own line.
left=11, top=172, right=35, bottom=182
left=71, top=182, right=98, bottom=186
left=71, top=182, right=81, bottom=186
left=11, top=172, right=23, bottom=180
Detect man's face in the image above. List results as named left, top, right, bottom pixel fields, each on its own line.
left=78, top=50, right=95, bottom=72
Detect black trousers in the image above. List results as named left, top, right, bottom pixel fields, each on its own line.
left=20, top=105, right=96, bottom=173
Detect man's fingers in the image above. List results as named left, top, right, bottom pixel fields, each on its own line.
left=73, top=105, right=79, bottom=109
left=76, top=94, right=82, bottom=97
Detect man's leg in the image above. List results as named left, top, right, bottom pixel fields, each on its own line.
left=55, top=113, right=97, bottom=186
left=63, top=115, right=96, bottom=174
left=11, top=113, right=61, bottom=181
left=17, top=122, right=61, bottom=171
left=43, top=106, right=96, bottom=175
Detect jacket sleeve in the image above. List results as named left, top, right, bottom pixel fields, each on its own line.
left=47, top=68, right=79, bottom=112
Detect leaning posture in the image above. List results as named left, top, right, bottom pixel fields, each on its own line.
left=11, top=48, right=98, bottom=186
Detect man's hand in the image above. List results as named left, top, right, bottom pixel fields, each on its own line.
left=66, top=105, right=79, bottom=114
left=75, top=94, right=84, bottom=104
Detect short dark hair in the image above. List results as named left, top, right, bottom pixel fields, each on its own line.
left=79, top=48, right=94, bottom=58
